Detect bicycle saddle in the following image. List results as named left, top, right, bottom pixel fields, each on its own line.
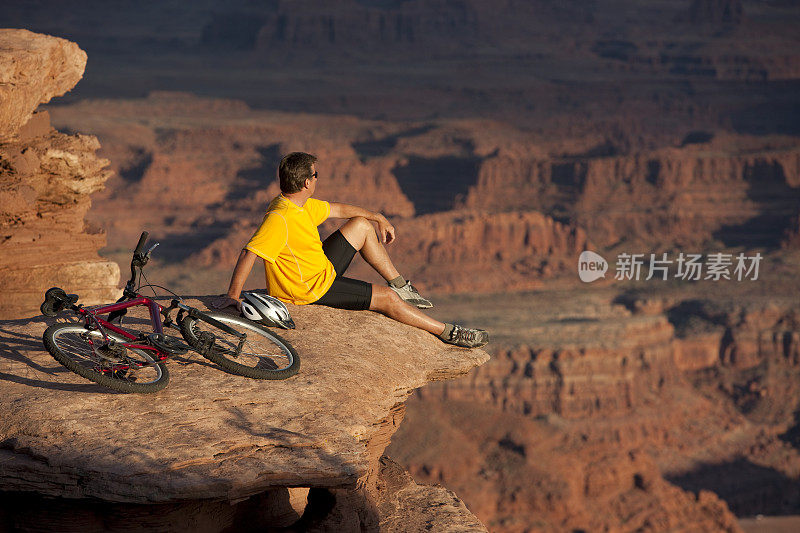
left=41, top=287, right=79, bottom=317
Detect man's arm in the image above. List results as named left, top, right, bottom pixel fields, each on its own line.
left=210, top=249, right=257, bottom=309
left=328, top=202, right=395, bottom=244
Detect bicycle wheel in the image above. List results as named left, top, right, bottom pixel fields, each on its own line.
left=43, top=323, right=169, bottom=393
left=179, top=312, right=299, bottom=380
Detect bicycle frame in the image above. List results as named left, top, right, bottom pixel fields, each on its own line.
left=76, top=296, right=169, bottom=360
left=73, top=293, right=248, bottom=362
left=41, top=232, right=270, bottom=391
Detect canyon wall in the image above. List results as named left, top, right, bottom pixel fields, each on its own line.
left=195, top=209, right=588, bottom=294
left=465, top=141, right=800, bottom=250
left=50, top=95, right=800, bottom=298
left=389, top=287, right=800, bottom=529
left=0, top=30, right=119, bottom=319
left=49, top=98, right=594, bottom=294
left=45, top=93, right=800, bottom=305
left=196, top=0, right=800, bottom=83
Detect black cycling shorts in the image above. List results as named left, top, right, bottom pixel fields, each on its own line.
left=311, top=230, right=373, bottom=311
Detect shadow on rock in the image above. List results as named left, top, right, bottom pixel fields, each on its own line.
left=666, top=458, right=800, bottom=516
left=0, top=321, right=118, bottom=394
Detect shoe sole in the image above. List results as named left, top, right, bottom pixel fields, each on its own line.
left=445, top=340, right=488, bottom=349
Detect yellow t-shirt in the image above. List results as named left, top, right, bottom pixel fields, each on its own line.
left=246, top=195, right=335, bottom=305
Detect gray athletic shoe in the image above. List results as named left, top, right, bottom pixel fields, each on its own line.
left=390, top=280, right=433, bottom=309
left=443, top=325, right=489, bottom=348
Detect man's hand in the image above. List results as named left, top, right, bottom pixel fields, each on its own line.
left=376, top=215, right=396, bottom=244
left=219, top=249, right=256, bottom=312
left=330, top=202, right=396, bottom=244
left=210, top=294, right=241, bottom=311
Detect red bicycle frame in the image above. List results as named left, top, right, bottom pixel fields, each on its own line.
left=77, top=296, right=169, bottom=360
left=44, top=231, right=248, bottom=374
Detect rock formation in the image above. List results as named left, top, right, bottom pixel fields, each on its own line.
left=196, top=209, right=589, bottom=294
left=0, top=29, right=86, bottom=143
left=3, top=1, right=799, bottom=527
left=388, top=283, right=800, bottom=530
left=0, top=299, right=489, bottom=531
left=348, top=210, right=589, bottom=293
left=465, top=141, right=800, bottom=250
left=48, top=96, right=591, bottom=295
left=0, top=29, right=119, bottom=319
left=49, top=93, right=800, bottom=297
left=3, top=0, right=800, bottom=123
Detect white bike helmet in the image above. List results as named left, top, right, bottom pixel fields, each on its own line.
left=241, top=291, right=295, bottom=329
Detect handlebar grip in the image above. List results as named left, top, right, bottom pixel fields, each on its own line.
left=134, top=232, right=149, bottom=255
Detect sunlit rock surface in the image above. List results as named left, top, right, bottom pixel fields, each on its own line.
left=0, top=29, right=118, bottom=319
left=0, top=299, right=488, bottom=531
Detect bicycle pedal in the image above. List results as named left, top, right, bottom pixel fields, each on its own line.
left=147, top=333, right=189, bottom=355
left=196, top=331, right=217, bottom=355
left=110, top=368, right=133, bottom=381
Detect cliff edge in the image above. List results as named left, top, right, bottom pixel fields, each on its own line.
left=0, top=300, right=489, bottom=531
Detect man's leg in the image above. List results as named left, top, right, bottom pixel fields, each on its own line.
left=369, top=285, right=444, bottom=334
left=368, top=286, right=489, bottom=348
left=338, top=216, right=399, bottom=282
left=337, top=216, right=433, bottom=308
left=312, top=278, right=488, bottom=348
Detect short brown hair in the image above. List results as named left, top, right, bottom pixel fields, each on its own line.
left=278, top=152, right=317, bottom=194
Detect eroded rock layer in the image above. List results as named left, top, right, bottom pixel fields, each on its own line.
left=0, top=29, right=86, bottom=143
left=196, top=209, right=588, bottom=294
left=465, top=142, right=800, bottom=250
left=0, top=30, right=118, bottom=319
left=48, top=95, right=592, bottom=294
left=48, top=94, right=800, bottom=298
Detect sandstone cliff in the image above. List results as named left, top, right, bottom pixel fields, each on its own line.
left=196, top=209, right=589, bottom=294
left=49, top=93, right=800, bottom=298
left=465, top=139, right=800, bottom=250
left=0, top=29, right=119, bottom=319
left=388, top=282, right=800, bottom=530
left=0, top=29, right=86, bottom=143
left=0, top=299, right=489, bottom=531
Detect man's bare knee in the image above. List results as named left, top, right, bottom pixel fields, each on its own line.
left=350, top=216, right=373, bottom=236
left=340, top=216, right=373, bottom=250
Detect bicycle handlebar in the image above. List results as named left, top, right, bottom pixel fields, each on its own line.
left=125, top=231, right=150, bottom=294
left=134, top=232, right=149, bottom=256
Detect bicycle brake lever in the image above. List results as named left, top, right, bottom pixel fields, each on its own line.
left=146, top=242, right=160, bottom=256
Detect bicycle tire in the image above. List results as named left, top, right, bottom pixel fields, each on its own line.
left=179, top=312, right=299, bottom=380
left=43, top=323, right=170, bottom=393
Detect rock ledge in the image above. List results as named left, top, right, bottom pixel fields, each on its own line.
left=0, top=299, right=489, bottom=530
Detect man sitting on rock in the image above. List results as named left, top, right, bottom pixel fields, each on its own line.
left=211, top=151, right=488, bottom=348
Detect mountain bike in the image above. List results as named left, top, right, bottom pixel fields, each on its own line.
left=40, top=232, right=299, bottom=393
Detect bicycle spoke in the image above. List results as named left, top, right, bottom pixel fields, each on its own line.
left=51, top=329, right=164, bottom=385
left=180, top=312, right=299, bottom=379
left=192, top=323, right=291, bottom=369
